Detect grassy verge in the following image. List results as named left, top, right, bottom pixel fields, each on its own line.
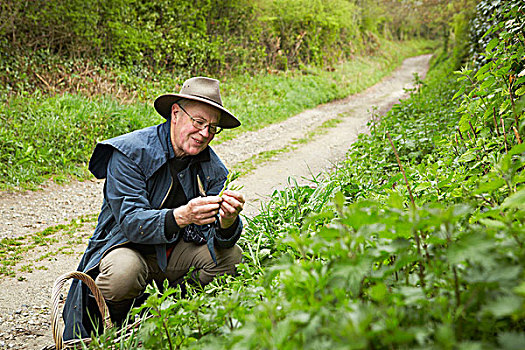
left=0, top=214, right=96, bottom=279
left=0, top=39, right=436, bottom=191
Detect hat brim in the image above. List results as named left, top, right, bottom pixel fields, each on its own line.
left=154, top=94, right=241, bottom=129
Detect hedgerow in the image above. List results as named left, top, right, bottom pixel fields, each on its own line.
left=88, top=1, right=524, bottom=349
left=0, top=0, right=447, bottom=82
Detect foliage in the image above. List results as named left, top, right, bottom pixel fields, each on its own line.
left=466, top=0, right=524, bottom=68
left=257, top=0, right=362, bottom=68
left=87, top=1, right=524, bottom=348
left=0, top=0, right=260, bottom=75
left=0, top=39, right=433, bottom=190
left=455, top=0, right=525, bottom=149
left=0, top=0, right=445, bottom=101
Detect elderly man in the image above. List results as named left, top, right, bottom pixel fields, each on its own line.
left=63, top=77, right=245, bottom=340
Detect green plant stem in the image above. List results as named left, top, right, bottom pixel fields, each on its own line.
left=161, top=313, right=174, bottom=350
left=500, top=115, right=508, bottom=153
left=386, top=131, right=415, bottom=209
left=493, top=107, right=500, bottom=136
left=452, top=266, right=461, bottom=308
left=387, top=131, right=426, bottom=287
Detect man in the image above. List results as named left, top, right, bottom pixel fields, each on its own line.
left=63, top=77, right=245, bottom=340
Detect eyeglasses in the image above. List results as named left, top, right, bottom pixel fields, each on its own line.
left=178, top=104, right=223, bottom=135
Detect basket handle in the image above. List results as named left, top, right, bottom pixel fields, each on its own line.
left=51, top=271, right=113, bottom=350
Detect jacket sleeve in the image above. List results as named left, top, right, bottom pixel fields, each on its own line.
left=105, top=149, right=178, bottom=245
left=215, top=217, right=242, bottom=248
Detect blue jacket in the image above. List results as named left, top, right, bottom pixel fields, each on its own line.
left=63, top=121, right=242, bottom=340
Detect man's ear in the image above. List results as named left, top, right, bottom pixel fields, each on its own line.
left=171, top=104, right=179, bottom=124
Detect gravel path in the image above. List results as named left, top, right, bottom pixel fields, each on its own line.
left=0, top=54, right=431, bottom=349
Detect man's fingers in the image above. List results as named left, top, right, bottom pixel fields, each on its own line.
left=189, top=197, right=220, bottom=210
left=195, top=203, right=220, bottom=213
left=195, top=216, right=217, bottom=225
left=221, top=191, right=245, bottom=209
left=220, top=201, right=235, bottom=216
left=218, top=192, right=244, bottom=229
left=185, top=197, right=222, bottom=225
left=192, top=196, right=222, bottom=205
left=184, top=194, right=245, bottom=226
left=222, top=190, right=245, bottom=203
left=220, top=199, right=243, bottom=221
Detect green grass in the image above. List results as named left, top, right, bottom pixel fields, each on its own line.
left=0, top=39, right=437, bottom=191
left=0, top=214, right=96, bottom=279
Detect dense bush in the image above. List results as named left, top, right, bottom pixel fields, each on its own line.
left=466, top=0, right=524, bottom=67
left=0, top=0, right=461, bottom=98
left=257, top=0, right=362, bottom=69
left=0, top=0, right=260, bottom=75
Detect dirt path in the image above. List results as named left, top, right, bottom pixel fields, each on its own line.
left=0, top=54, right=431, bottom=349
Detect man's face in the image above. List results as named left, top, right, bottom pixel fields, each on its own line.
left=170, top=101, right=220, bottom=157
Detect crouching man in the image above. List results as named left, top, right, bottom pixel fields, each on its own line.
left=63, top=77, right=245, bottom=340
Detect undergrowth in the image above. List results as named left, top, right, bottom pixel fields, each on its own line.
left=87, top=2, right=524, bottom=348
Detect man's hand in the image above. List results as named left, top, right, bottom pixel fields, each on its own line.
left=219, top=190, right=245, bottom=229
left=173, top=196, right=222, bottom=228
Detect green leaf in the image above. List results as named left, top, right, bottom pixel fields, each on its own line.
left=386, top=192, right=404, bottom=209
left=486, top=38, right=499, bottom=53
left=396, top=286, right=427, bottom=305
left=514, top=282, right=525, bottom=298
left=480, top=76, right=496, bottom=90
left=498, top=332, right=525, bottom=350
left=456, top=341, right=483, bottom=350
left=482, top=295, right=523, bottom=318
left=333, top=191, right=345, bottom=210
left=368, top=282, right=388, bottom=302
left=447, top=233, right=493, bottom=265
left=414, top=181, right=432, bottom=192
left=501, top=188, right=525, bottom=209
left=458, top=149, right=477, bottom=163
left=474, top=63, right=491, bottom=80
left=474, top=178, right=505, bottom=194
left=452, top=86, right=465, bottom=100
left=509, top=143, right=525, bottom=156
left=478, top=218, right=506, bottom=229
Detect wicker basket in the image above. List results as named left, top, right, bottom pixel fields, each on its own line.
left=42, top=271, right=113, bottom=350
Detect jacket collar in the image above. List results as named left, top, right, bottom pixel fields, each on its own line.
left=89, top=121, right=213, bottom=180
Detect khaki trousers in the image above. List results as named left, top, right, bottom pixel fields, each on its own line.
left=95, top=241, right=242, bottom=302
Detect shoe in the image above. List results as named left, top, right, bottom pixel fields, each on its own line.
left=105, top=299, right=133, bottom=326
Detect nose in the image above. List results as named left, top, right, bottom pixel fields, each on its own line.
left=198, top=125, right=211, bottom=138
